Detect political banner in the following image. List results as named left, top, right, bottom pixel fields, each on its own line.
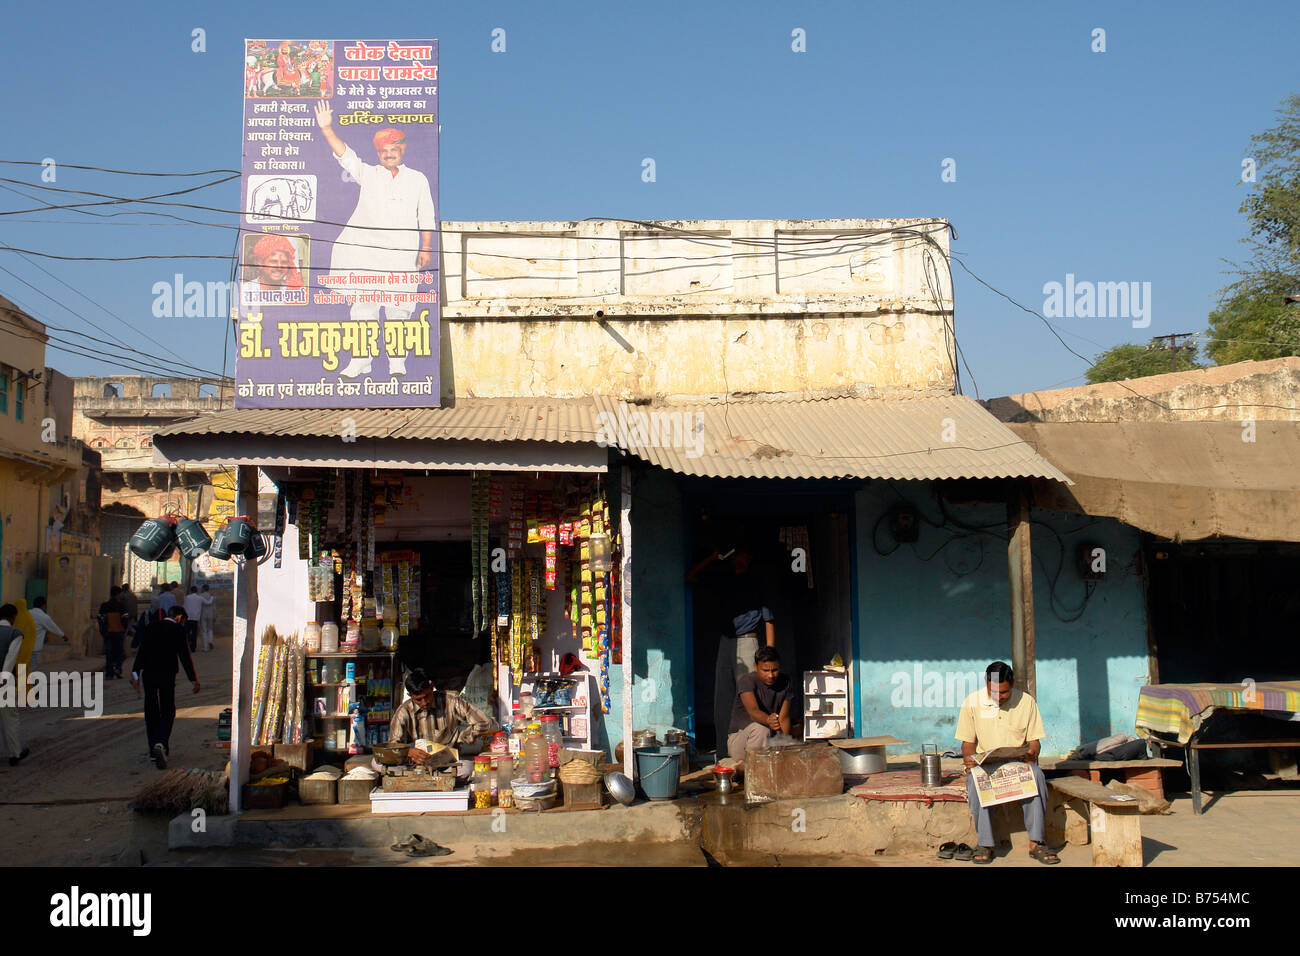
left=237, top=39, right=440, bottom=408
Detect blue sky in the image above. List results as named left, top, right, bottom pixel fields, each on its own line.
left=0, top=0, right=1295, bottom=397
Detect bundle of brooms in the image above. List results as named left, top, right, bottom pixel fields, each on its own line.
left=130, top=768, right=229, bottom=816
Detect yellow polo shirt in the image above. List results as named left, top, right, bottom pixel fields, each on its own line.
left=955, top=687, right=1045, bottom=751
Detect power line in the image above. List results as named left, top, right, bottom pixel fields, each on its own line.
left=0, top=160, right=240, bottom=177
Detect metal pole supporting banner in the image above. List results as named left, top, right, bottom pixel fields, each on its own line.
left=621, top=464, right=634, bottom=782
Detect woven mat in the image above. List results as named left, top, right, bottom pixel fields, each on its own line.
left=849, top=770, right=969, bottom=804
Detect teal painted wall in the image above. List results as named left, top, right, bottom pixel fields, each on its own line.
left=601, top=467, right=688, bottom=757
left=853, top=483, right=1150, bottom=755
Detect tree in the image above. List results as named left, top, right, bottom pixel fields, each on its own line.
left=1085, top=340, right=1203, bottom=384
left=1208, top=94, right=1300, bottom=358
left=1204, top=286, right=1300, bottom=365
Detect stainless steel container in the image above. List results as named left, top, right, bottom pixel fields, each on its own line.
left=663, top=729, right=690, bottom=775
left=920, top=743, right=943, bottom=787
left=836, top=744, right=887, bottom=775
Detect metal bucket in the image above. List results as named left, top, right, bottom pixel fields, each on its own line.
left=920, top=743, right=943, bottom=787
left=174, top=519, right=212, bottom=560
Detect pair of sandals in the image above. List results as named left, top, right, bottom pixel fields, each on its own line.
left=390, top=833, right=452, bottom=858
left=937, top=842, right=1060, bottom=864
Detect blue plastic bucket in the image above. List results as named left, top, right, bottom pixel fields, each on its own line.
left=634, top=746, right=683, bottom=801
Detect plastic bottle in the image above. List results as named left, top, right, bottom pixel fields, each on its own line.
left=304, top=621, right=322, bottom=654
left=472, top=756, right=492, bottom=809
left=524, top=722, right=547, bottom=784
left=540, top=715, right=562, bottom=780
left=490, top=731, right=509, bottom=756
left=519, top=692, right=535, bottom=719
left=508, top=706, right=526, bottom=756
left=321, top=621, right=339, bottom=654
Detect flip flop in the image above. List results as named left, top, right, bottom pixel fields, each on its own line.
left=405, top=841, right=452, bottom=857
left=390, top=833, right=426, bottom=853
left=952, top=843, right=974, bottom=862
left=1029, top=844, right=1060, bottom=865
left=972, top=845, right=993, bottom=864
left=936, top=841, right=958, bottom=860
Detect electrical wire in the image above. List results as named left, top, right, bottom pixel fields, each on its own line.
left=0, top=276, right=230, bottom=379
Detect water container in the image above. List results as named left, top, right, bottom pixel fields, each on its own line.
left=208, top=524, right=234, bottom=560
left=321, top=622, right=339, bottom=653
left=222, top=518, right=255, bottom=555
left=174, top=519, right=212, bottom=560
left=129, top=518, right=176, bottom=562
left=247, top=529, right=268, bottom=560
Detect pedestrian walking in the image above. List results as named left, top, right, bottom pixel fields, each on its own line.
left=130, top=606, right=199, bottom=769
left=0, top=605, right=29, bottom=767
left=182, top=586, right=204, bottom=653
left=198, top=585, right=216, bottom=651
left=29, top=596, right=65, bottom=672
left=97, top=587, right=127, bottom=679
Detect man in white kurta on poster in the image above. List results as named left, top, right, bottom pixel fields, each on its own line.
left=313, top=101, right=435, bottom=377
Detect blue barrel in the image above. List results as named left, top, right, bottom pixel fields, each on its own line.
left=634, top=747, right=683, bottom=801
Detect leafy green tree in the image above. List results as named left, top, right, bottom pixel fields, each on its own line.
left=1204, top=286, right=1300, bottom=364
left=1208, top=94, right=1300, bottom=359
left=1085, top=340, right=1203, bottom=384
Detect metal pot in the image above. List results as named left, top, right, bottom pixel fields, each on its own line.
left=712, top=766, right=736, bottom=794
left=604, top=771, right=635, bottom=805
left=836, top=744, right=888, bottom=775
left=372, top=742, right=411, bottom=766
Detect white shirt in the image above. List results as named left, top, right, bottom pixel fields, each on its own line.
left=183, top=593, right=205, bottom=620
left=0, top=619, right=19, bottom=675
left=30, top=608, right=64, bottom=653
left=330, top=146, right=435, bottom=285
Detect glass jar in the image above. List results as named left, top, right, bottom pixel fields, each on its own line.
left=508, top=707, right=526, bottom=756
left=519, top=692, right=535, bottom=719
left=379, top=624, right=399, bottom=650
left=490, top=731, right=509, bottom=756
left=304, top=621, right=322, bottom=654
left=540, top=715, right=562, bottom=780
left=488, top=757, right=500, bottom=806
left=320, top=622, right=339, bottom=654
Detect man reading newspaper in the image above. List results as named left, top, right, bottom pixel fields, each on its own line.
left=954, top=661, right=1058, bottom=865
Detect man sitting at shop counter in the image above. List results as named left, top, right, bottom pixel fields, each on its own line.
left=955, top=661, right=1058, bottom=865
left=388, top=668, right=497, bottom=775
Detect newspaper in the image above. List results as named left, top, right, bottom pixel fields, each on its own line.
left=969, top=754, right=1039, bottom=808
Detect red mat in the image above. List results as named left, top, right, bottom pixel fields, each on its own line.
left=849, top=770, right=969, bottom=804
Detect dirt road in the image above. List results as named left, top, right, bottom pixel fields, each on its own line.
left=0, top=632, right=232, bottom=865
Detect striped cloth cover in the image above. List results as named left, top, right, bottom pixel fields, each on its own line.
left=1135, top=682, right=1300, bottom=744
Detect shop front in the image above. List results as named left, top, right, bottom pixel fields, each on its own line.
left=152, top=400, right=637, bottom=813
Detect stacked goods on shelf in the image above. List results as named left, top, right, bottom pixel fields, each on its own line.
left=251, top=626, right=277, bottom=747
left=509, top=558, right=524, bottom=686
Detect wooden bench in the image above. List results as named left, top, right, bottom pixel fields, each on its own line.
left=1054, top=757, right=1181, bottom=802
left=1048, top=776, right=1144, bottom=867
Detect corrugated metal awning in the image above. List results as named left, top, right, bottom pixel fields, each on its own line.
left=593, top=395, right=1071, bottom=482
left=151, top=399, right=606, bottom=472
left=152, top=399, right=600, bottom=443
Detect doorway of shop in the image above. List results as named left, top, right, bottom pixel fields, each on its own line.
left=686, top=482, right=855, bottom=759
